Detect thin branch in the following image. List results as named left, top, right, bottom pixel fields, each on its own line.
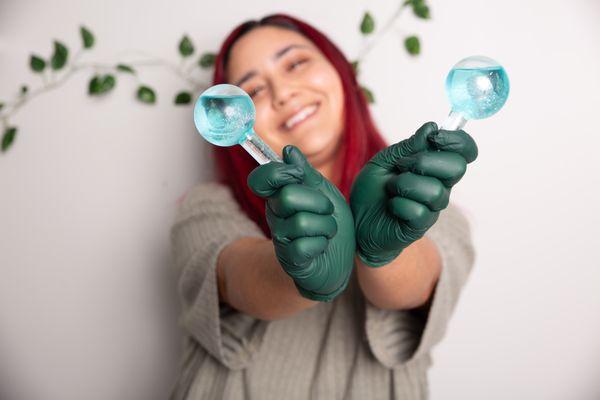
left=356, top=2, right=409, bottom=62
left=0, top=49, right=205, bottom=122
left=117, top=49, right=203, bottom=89
left=2, top=50, right=84, bottom=120
left=1, top=6, right=414, bottom=141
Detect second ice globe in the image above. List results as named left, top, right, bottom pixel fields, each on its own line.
left=445, top=55, right=510, bottom=121
left=193, top=84, right=256, bottom=146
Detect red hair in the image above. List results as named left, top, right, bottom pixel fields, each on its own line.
left=211, top=13, right=388, bottom=237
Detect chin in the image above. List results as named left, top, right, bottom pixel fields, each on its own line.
left=297, top=136, right=342, bottom=167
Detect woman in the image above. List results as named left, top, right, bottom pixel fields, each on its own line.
left=169, top=13, right=477, bottom=400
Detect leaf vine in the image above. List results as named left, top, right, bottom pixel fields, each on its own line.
left=0, top=0, right=431, bottom=153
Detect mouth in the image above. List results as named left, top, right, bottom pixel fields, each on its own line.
left=280, top=102, right=320, bottom=132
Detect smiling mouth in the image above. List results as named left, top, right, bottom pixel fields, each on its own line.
left=281, top=102, right=320, bottom=132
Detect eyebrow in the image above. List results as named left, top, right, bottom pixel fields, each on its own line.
left=233, top=44, right=309, bottom=87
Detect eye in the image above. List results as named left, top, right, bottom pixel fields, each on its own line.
left=248, top=86, right=265, bottom=98
left=288, top=58, right=308, bottom=71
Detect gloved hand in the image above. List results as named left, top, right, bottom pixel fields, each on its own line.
left=350, top=122, right=478, bottom=267
left=247, top=145, right=356, bottom=302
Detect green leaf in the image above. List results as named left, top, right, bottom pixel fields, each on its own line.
left=0, top=102, right=4, bottom=111
left=360, top=12, right=375, bottom=35
left=404, top=0, right=431, bottom=19
left=80, top=26, right=95, bottom=49
left=88, top=74, right=116, bottom=95
left=51, top=40, right=69, bottom=70
left=21, top=85, right=28, bottom=94
left=351, top=60, right=359, bottom=75
left=174, top=91, right=191, bottom=105
left=178, top=35, right=194, bottom=57
left=30, top=55, right=46, bottom=72
left=136, top=85, right=156, bottom=104
left=361, top=86, right=375, bottom=104
left=413, top=3, right=430, bottom=19
left=2, top=126, right=17, bottom=152
left=404, top=36, right=421, bottom=55
left=116, top=64, right=135, bottom=74
left=198, top=52, right=216, bottom=68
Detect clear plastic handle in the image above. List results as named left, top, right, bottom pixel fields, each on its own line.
left=239, top=130, right=282, bottom=164
left=440, top=110, right=467, bottom=131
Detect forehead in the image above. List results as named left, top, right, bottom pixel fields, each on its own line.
left=227, top=26, right=316, bottom=78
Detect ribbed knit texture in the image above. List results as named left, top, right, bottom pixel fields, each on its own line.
left=168, top=182, right=475, bottom=400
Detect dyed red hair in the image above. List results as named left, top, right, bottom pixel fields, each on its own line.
left=211, top=13, right=388, bottom=237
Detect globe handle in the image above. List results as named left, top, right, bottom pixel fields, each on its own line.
left=440, top=110, right=467, bottom=131
left=239, top=129, right=282, bottom=164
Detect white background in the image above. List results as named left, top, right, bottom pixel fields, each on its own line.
left=1, top=0, right=599, bottom=399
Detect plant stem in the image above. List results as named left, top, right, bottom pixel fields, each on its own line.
left=117, top=49, right=204, bottom=89
left=0, top=49, right=206, bottom=123
left=1, top=50, right=83, bottom=121
left=356, top=2, right=409, bottom=62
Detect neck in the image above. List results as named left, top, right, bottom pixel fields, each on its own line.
left=313, top=142, right=344, bottom=188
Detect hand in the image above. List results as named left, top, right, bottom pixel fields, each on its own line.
left=349, top=122, right=478, bottom=267
left=247, top=145, right=356, bottom=302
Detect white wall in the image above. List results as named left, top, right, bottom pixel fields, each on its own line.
left=1, top=0, right=598, bottom=399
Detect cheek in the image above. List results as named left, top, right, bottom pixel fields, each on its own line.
left=309, top=67, right=340, bottom=95
left=254, top=105, right=276, bottom=133
left=313, top=69, right=344, bottom=130
left=253, top=107, right=284, bottom=149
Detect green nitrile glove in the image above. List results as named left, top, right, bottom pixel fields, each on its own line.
left=247, top=144, right=356, bottom=302
left=349, top=121, right=478, bottom=267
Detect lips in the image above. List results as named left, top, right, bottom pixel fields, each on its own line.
left=281, top=102, right=320, bottom=132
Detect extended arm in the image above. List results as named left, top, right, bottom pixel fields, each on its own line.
left=217, top=236, right=318, bottom=321
left=356, top=236, right=441, bottom=310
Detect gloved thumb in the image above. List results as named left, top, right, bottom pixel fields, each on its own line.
left=372, top=122, right=438, bottom=170
left=283, top=144, right=323, bottom=187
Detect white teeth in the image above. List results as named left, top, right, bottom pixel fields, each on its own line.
left=285, top=104, right=318, bottom=130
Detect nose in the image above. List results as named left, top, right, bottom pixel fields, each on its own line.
left=270, top=77, right=297, bottom=108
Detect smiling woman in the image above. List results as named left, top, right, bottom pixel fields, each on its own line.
left=169, top=13, right=477, bottom=400
left=226, top=31, right=345, bottom=176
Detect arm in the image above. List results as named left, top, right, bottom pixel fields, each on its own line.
left=350, top=122, right=477, bottom=310
left=356, top=236, right=442, bottom=310
left=362, top=204, right=476, bottom=368
left=217, top=236, right=318, bottom=321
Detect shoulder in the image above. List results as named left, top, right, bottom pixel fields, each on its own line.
left=179, top=181, right=235, bottom=206
left=174, top=181, right=243, bottom=221
left=430, top=203, right=473, bottom=238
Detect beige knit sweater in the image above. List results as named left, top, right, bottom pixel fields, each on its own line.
left=168, top=181, right=475, bottom=400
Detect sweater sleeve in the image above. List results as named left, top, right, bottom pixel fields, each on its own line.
left=170, top=181, right=269, bottom=370
left=364, top=203, right=476, bottom=369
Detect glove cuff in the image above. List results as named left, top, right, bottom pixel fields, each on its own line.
left=293, top=269, right=353, bottom=302
left=356, top=247, right=402, bottom=268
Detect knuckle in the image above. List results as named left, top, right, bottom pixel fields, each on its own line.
left=294, top=213, right=310, bottom=231
left=411, top=204, right=428, bottom=221
left=279, top=184, right=294, bottom=201
left=431, top=181, right=445, bottom=202
left=455, top=158, right=468, bottom=176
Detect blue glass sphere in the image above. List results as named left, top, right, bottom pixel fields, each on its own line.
left=445, top=55, right=510, bottom=120
left=193, top=84, right=255, bottom=146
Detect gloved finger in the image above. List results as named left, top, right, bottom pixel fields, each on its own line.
left=388, top=197, right=439, bottom=230
left=283, top=145, right=323, bottom=188
left=386, top=172, right=450, bottom=212
left=428, top=129, right=478, bottom=163
left=247, top=162, right=304, bottom=197
left=371, top=122, right=438, bottom=170
left=285, top=236, right=329, bottom=271
left=395, top=150, right=467, bottom=187
left=269, top=184, right=334, bottom=218
left=270, top=211, right=337, bottom=242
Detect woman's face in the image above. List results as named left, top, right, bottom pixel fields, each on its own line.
left=226, top=26, right=345, bottom=168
